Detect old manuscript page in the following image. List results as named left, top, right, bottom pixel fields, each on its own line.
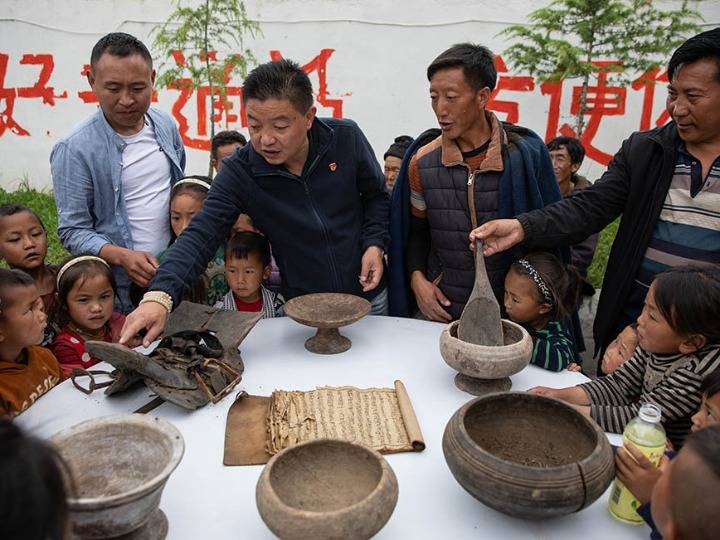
left=267, top=381, right=424, bottom=455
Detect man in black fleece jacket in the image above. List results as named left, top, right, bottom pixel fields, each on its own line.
left=471, top=29, right=720, bottom=362
left=120, top=59, right=389, bottom=346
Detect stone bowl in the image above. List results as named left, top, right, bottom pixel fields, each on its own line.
left=256, top=438, right=399, bottom=539
left=50, top=414, right=185, bottom=538
left=283, top=293, right=371, bottom=354
left=442, top=392, right=614, bottom=519
left=439, top=319, right=532, bottom=395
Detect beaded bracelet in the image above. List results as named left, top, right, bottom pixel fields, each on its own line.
left=139, top=291, right=174, bottom=313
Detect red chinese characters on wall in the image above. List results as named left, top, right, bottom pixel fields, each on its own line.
left=156, top=48, right=342, bottom=150
left=541, top=61, right=628, bottom=165
left=0, top=50, right=672, bottom=166
left=0, top=53, right=67, bottom=136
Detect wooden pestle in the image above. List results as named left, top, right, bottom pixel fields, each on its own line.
left=457, top=239, right=504, bottom=346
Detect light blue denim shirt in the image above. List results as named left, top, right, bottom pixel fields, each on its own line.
left=51, top=106, right=186, bottom=312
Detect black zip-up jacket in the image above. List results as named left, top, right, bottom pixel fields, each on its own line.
left=517, top=122, right=681, bottom=355
left=149, top=117, right=389, bottom=305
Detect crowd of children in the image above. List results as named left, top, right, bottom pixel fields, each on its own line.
left=0, top=131, right=287, bottom=418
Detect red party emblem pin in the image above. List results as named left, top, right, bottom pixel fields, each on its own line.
left=329, top=162, right=337, bottom=171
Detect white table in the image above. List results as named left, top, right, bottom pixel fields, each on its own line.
left=18, top=316, right=647, bottom=540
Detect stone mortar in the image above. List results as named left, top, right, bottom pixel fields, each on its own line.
left=256, top=438, right=398, bottom=539
left=442, top=392, right=615, bottom=519
left=50, top=414, right=184, bottom=539
left=439, top=319, right=533, bottom=383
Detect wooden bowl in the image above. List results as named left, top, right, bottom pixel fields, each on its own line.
left=439, top=319, right=532, bottom=395
left=50, top=414, right=184, bottom=538
left=256, top=439, right=398, bottom=539
left=283, top=293, right=371, bottom=354
left=442, top=392, right=614, bottom=519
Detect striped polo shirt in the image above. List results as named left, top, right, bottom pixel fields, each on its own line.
left=623, top=146, right=720, bottom=322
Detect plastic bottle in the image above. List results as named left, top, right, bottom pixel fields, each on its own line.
left=608, top=402, right=667, bottom=524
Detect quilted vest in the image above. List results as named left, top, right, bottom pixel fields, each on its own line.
left=416, top=147, right=509, bottom=320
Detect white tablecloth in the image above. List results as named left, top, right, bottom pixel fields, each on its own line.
left=17, top=316, right=647, bottom=540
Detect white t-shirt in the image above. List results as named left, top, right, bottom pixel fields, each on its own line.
left=119, top=119, right=172, bottom=254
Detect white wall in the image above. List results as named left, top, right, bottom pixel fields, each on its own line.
left=1, top=0, right=718, bottom=189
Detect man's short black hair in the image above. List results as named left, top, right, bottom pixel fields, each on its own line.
left=225, top=231, right=271, bottom=268
left=211, top=130, right=247, bottom=160
left=547, top=136, right=586, bottom=166
left=242, top=59, right=314, bottom=114
left=90, top=32, right=153, bottom=70
left=427, top=43, right=497, bottom=91
left=668, top=27, right=720, bottom=82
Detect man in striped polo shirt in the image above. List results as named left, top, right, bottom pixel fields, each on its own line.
left=470, top=28, right=720, bottom=369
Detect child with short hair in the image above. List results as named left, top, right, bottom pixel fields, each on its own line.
left=162, top=176, right=228, bottom=305
left=0, top=419, right=68, bottom=540
left=0, top=269, right=62, bottom=416
left=211, top=129, right=246, bottom=173
left=504, top=252, right=582, bottom=372
left=600, top=323, right=639, bottom=375
left=231, top=210, right=282, bottom=293
left=0, top=204, right=59, bottom=343
left=215, top=231, right=284, bottom=318
left=691, top=368, right=720, bottom=433
left=650, top=424, right=720, bottom=540
left=530, top=265, right=720, bottom=449
left=51, top=256, right=127, bottom=378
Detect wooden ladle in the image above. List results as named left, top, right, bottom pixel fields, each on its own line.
left=457, top=239, right=504, bottom=346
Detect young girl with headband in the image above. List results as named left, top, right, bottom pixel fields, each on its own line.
left=504, top=252, right=582, bottom=372
left=159, top=176, right=228, bottom=305
left=50, top=256, right=128, bottom=377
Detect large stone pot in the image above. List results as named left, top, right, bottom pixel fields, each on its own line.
left=51, top=414, right=184, bottom=538
left=256, top=438, right=398, bottom=539
left=439, top=319, right=532, bottom=395
left=442, top=392, right=614, bottom=519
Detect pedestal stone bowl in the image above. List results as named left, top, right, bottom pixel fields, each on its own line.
left=283, top=293, right=371, bottom=354
left=50, top=414, right=185, bottom=539
left=442, top=392, right=615, bottom=519
left=439, top=319, right=532, bottom=395
left=256, top=439, right=399, bottom=539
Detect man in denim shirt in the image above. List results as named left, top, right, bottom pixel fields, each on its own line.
left=51, top=33, right=185, bottom=312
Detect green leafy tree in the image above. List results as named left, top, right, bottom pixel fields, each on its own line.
left=501, top=0, right=702, bottom=137
left=152, top=0, right=261, bottom=174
